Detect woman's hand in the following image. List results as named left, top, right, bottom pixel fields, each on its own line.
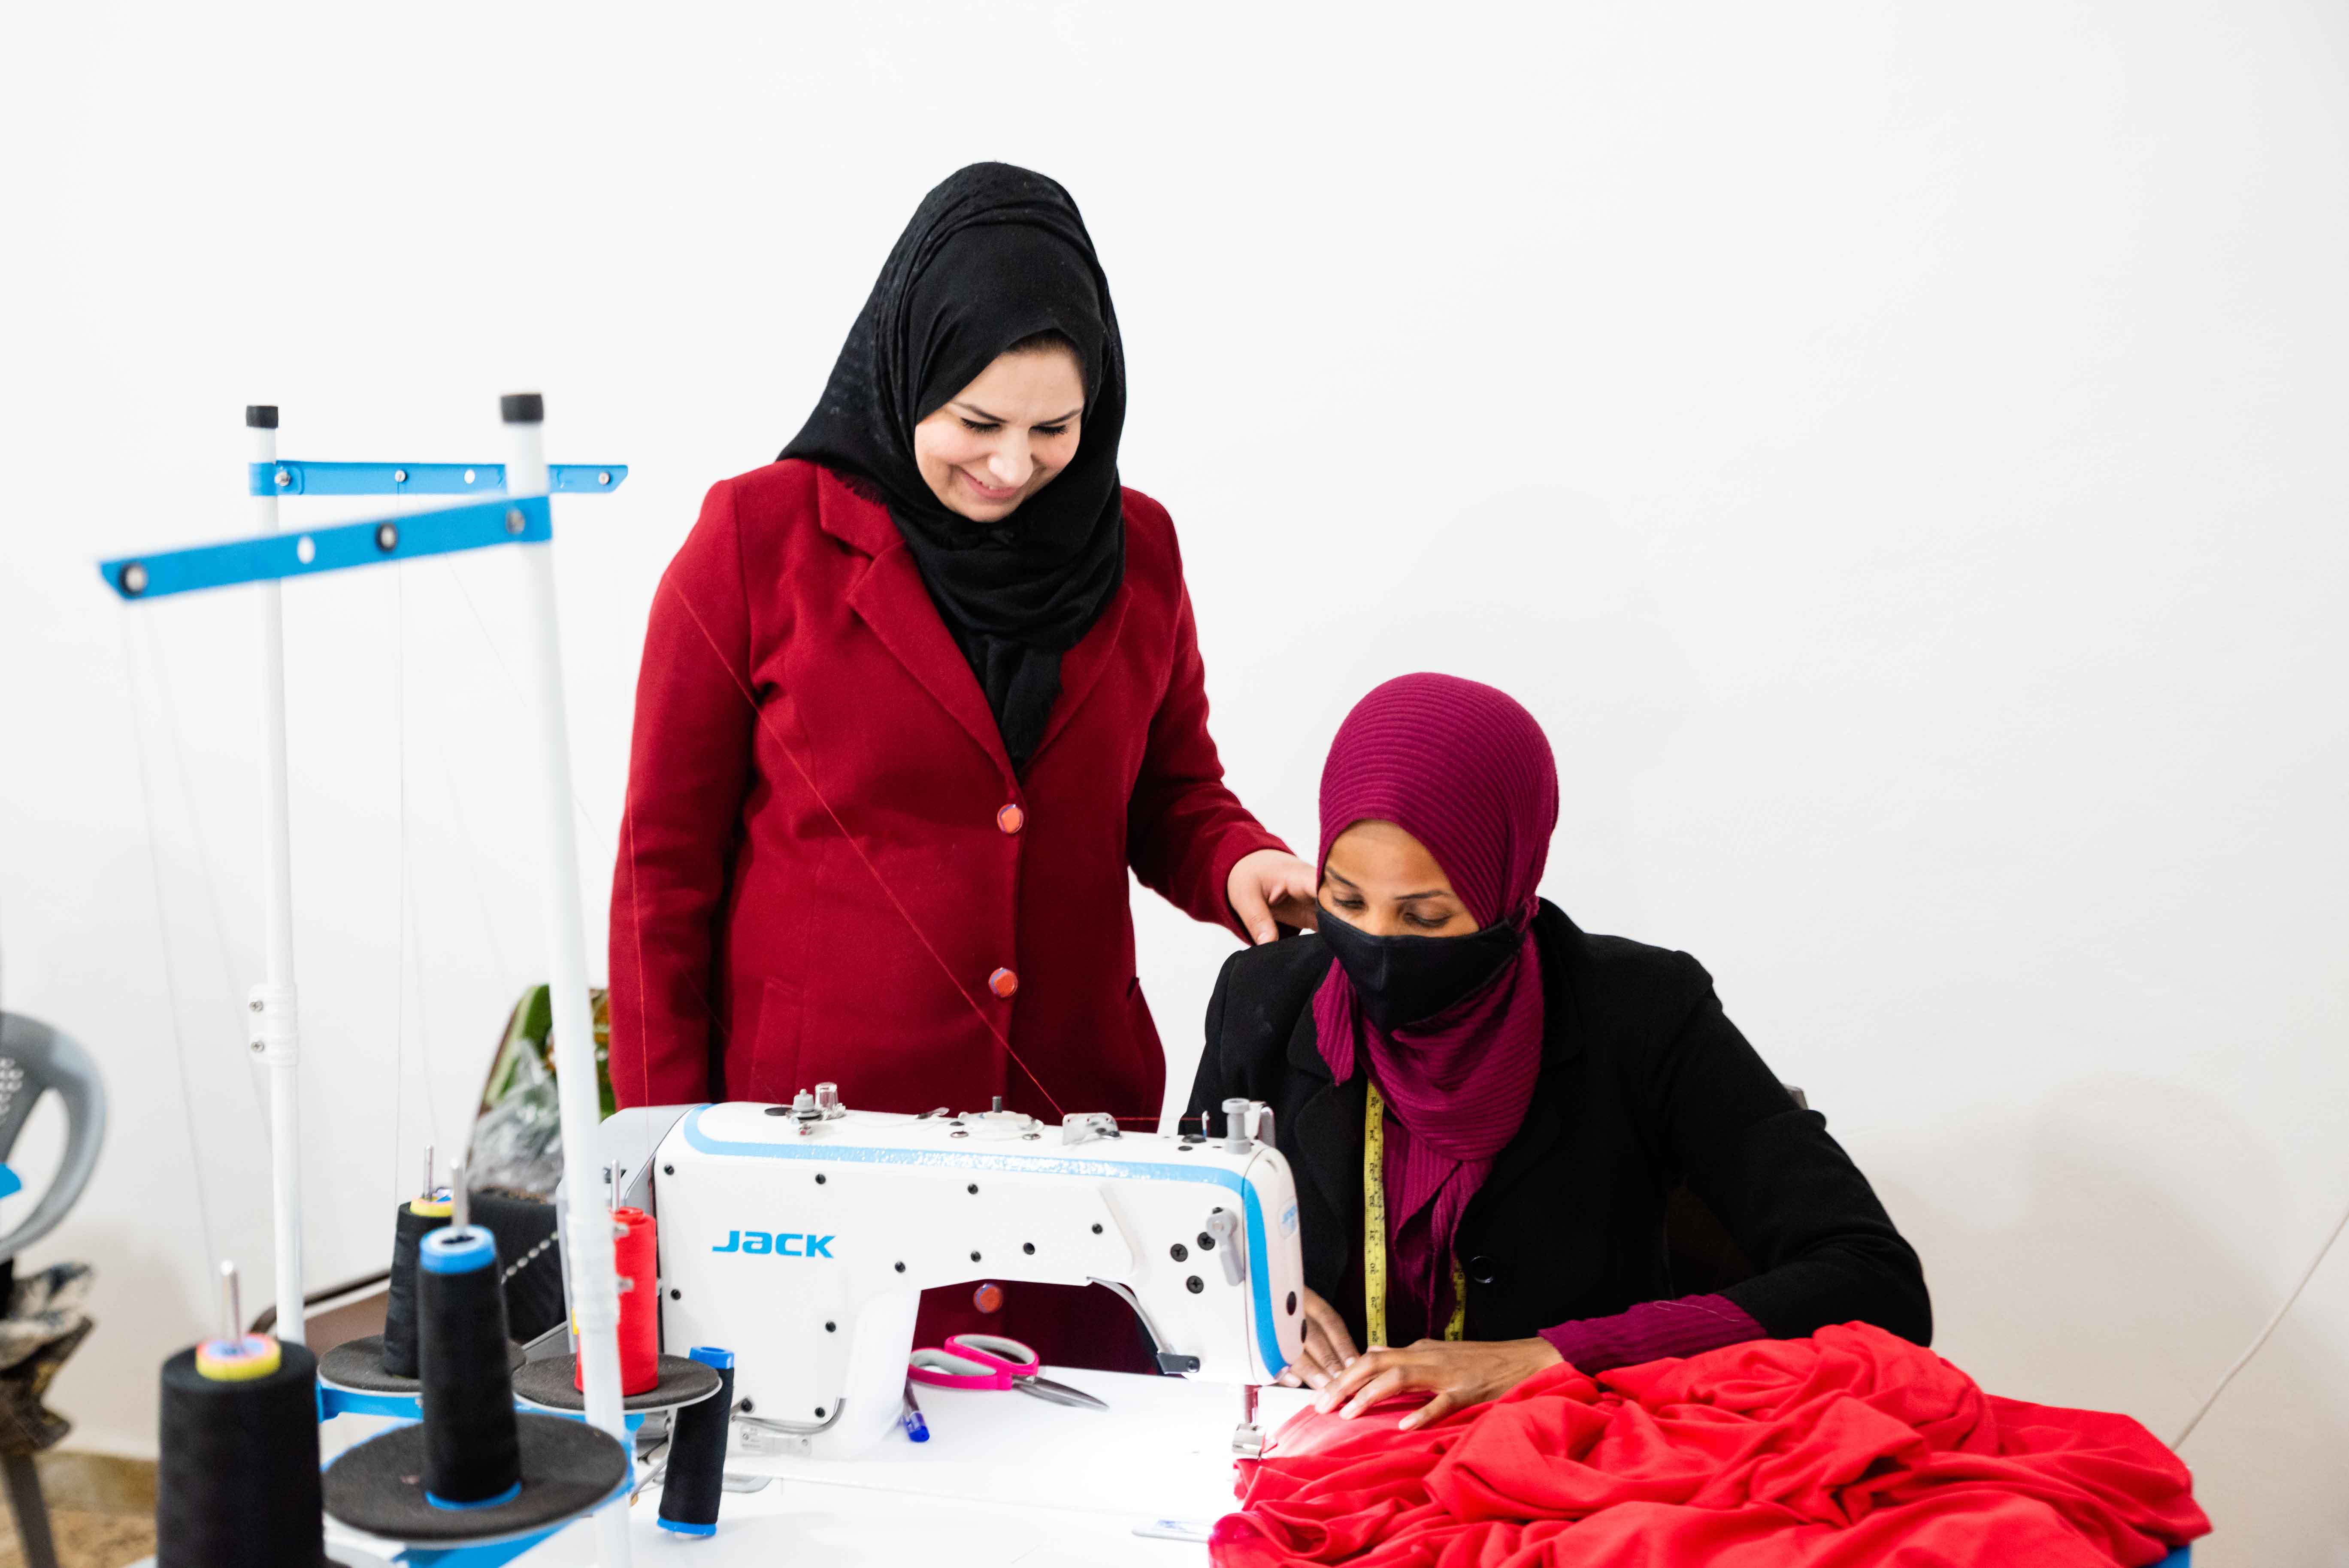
left=1229, top=849, right=1319, bottom=944
left=1273, top=1288, right=1360, bottom=1391
left=1313, top=1336, right=1565, bottom=1432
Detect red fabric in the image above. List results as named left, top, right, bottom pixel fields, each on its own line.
left=610, top=459, right=1282, bottom=1121
left=1312, top=674, right=1558, bottom=1321
left=1215, top=1322, right=2207, bottom=1567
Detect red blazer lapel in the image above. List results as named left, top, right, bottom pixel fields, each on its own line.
left=814, top=469, right=1015, bottom=784
left=1030, top=577, right=1130, bottom=763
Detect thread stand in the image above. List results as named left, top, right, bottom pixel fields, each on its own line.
left=102, top=401, right=638, bottom=1567
left=324, top=1169, right=630, bottom=1547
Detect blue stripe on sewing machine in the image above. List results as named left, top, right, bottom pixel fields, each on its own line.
left=678, top=1105, right=1291, bottom=1383
left=98, top=494, right=552, bottom=601
left=249, top=461, right=627, bottom=496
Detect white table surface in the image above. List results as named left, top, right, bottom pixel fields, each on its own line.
left=319, top=1369, right=1317, bottom=1567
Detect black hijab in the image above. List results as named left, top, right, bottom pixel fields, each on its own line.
left=781, top=163, right=1126, bottom=773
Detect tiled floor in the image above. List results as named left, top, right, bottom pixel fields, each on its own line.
left=0, top=1453, right=156, bottom=1568
left=0, top=1509, right=154, bottom=1568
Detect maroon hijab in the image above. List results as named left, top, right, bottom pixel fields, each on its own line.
left=1311, top=674, right=1559, bottom=1337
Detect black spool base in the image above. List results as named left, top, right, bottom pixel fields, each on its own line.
left=321, top=1414, right=627, bottom=1545
left=317, top=1334, right=524, bottom=1394
left=511, top=1353, right=723, bottom=1414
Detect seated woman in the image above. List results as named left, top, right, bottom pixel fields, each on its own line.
left=1186, top=673, right=1929, bottom=1430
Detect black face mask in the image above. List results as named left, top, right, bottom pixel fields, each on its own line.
left=1316, top=906, right=1523, bottom=1033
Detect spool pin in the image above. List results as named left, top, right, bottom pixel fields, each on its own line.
left=193, top=1262, right=280, bottom=1382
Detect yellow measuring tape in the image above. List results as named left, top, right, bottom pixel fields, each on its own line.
left=1364, top=1079, right=1467, bottom=1348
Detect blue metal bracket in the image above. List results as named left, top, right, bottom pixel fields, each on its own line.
left=320, top=1384, right=424, bottom=1421
left=250, top=462, right=627, bottom=497
left=317, top=1387, right=647, bottom=1432
left=397, top=1532, right=571, bottom=1568
left=100, top=494, right=551, bottom=602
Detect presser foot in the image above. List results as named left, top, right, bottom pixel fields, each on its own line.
left=1232, top=1381, right=1265, bottom=1457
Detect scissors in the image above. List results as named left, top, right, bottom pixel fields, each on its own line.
left=907, top=1333, right=1108, bottom=1411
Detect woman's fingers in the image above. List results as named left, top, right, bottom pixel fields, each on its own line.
left=1269, top=889, right=1320, bottom=931
left=1307, top=1341, right=1562, bottom=1429
left=1314, top=1350, right=1387, bottom=1412
left=1290, top=1329, right=1338, bottom=1389
left=1339, top=1365, right=1409, bottom=1419
left=1273, top=857, right=1319, bottom=928
left=1230, top=850, right=1320, bottom=942
left=1397, top=1389, right=1458, bottom=1433
left=1298, top=1290, right=1358, bottom=1368
left=1227, top=860, right=1280, bottom=944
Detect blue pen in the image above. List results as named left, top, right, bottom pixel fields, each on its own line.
left=900, top=1380, right=929, bottom=1443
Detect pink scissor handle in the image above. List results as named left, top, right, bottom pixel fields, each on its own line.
left=908, top=1346, right=1013, bottom=1391
left=947, top=1333, right=1040, bottom=1373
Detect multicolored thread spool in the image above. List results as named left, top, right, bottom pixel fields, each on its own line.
left=154, top=1263, right=325, bottom=1568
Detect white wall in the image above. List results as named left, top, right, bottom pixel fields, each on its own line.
left=3, top=3, right=2344, bottom=1560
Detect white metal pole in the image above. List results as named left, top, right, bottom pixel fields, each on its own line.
left=247, top=406, right=306, bottom=1345
left=503, top=394, right=633, bottom=1566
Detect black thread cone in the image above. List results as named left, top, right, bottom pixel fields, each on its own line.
left=419, top=1235, right=521, bottom=1505
left=380, top=1202, right=444, bottom=1377
left=156, top=1341, right=326, bottom=1568
left=657, top=1359, right=736, bottom=1533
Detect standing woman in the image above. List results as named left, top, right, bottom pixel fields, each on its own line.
left=609, top=164, right=1314, bottom=1367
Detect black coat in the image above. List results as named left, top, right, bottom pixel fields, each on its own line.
left=1184, top=902, right=1931, bottom=1350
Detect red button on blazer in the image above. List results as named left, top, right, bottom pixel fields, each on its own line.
left=608, top=460, right=1286, bottom=1126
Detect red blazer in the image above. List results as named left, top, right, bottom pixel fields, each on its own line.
left=608, top=460, right=1287, bottom=1123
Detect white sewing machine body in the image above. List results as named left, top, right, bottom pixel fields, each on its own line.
left=594, top=1096, right=1305, bottom=1461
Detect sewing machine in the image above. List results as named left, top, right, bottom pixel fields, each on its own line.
left=584, top=1090, right=1306, bottom=1463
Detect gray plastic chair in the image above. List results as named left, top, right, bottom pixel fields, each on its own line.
left=0, top=1014, right=107, bottom=1268
left=0, top=1012, right=109, bottom=1568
